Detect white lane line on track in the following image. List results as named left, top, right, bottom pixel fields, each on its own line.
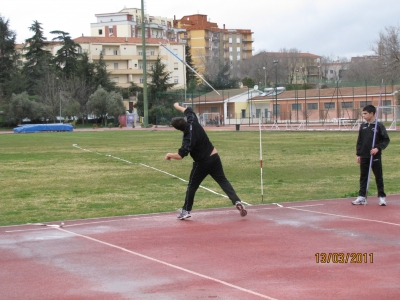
left=55, top=227, right=277, bottom=300
left=72, top=144, right=252, bottom=206
left=286, top=207, right=400, bottom=226
left=4, top=207, right=252, bottom=233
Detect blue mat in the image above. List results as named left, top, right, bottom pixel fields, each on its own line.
left=14, top=124, right=74, bottom=133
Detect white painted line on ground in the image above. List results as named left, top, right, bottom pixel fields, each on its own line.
left=55, top=227, right=277, bottom=300
left=72, top=144, right=252, bottom=206
left=286, top=207, right=400, bottom=226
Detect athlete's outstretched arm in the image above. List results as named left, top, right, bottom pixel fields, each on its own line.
left=174, top=102, right=186, bottom=113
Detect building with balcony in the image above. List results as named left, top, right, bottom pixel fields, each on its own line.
left=91, top=7, right=186, bottom=43
left=173, top=14, right=253, bottom=76
left=73, top=36, right=186, bottom=89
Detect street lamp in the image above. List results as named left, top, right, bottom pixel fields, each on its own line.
left=58, top=87, right=62, bottom=123
left=263, top=66, right=267, bottom=88
left=273, top=60, right=279, bottom=123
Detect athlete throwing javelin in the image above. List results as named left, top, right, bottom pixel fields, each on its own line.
left=165, top=102, right=247, bottom=220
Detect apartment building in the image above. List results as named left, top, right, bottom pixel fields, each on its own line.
left=79, top=7, right=187, bottom=89
left=74, top=36, right=186, bottom=89
left=91, top=7, right=186, bottom=42
left=173, top=14, right=253, bottom=75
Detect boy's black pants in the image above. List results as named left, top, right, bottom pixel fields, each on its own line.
left=359, top=156, right=386, bottom=197
left=182, top=153, right=241, bottom=212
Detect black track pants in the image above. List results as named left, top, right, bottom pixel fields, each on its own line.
left=182, top=153, right=241, bottom=211
left=358, top=156, right=386, bottom=197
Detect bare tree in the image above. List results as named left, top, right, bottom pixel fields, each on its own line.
left=35, top=70, right=61, bottom=121
left=372, top=25, right=400, bottom=82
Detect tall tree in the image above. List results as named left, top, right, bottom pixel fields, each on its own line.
left=185, top=45, right=197, bottom=88
left=373, top=25, right=400, bottom=82
left=147, top=55, right=175, bottom=104
left=23, top=20, right=52, bottom=95
left=0, top=16, right=18, bottom=100
left=93, top=52, right=116, bottom=91
left=51, top=30, right=81, bottom=78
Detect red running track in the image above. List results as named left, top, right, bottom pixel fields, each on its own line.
left=1, top=195, right=400, bottom=299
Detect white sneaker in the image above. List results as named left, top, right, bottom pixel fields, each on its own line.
left=177, top=209, right=191, bottom=220
left=379, top=197, right=386, bottom=206
left=352, top=196, right=367, bottom=205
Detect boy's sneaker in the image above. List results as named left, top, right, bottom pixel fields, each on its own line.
left=235, top=201, right=247, bottom=217
left=352, top=196, right=367, bottom=205
left=379, top=197, right=387, bottom=206
left=177, top=209, right=191, bottom=220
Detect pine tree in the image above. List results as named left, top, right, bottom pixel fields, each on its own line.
left=51, top=30, right=81, bottom=78
left=23, top=21, right=52, bottom=95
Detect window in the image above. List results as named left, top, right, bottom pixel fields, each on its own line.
left=324, top=102, right=335, bottom=109
left=113, top=77, right=119, bottom=83
left=109, top=27, right=113, bottom=34
left=236, top=37, right=240, bottom=43
left=174, top=62, right=178, bottom=70
left=140, top=78, right=144, bottom=83
left=359, top=101, right=372, bottom=108
left=98, top=29, right=103, bottom=35
left=383, top=100, right=391, bottom=106
left=174, top=76, right=179, bottom=83
left=330, top=70, right=333, bottom=74
left=229, top=37, right=232, bottom=43
left=256, top=109, right=261, bottom=118
left=113, top=50, right=118, bottom=55
left=150, top=50, right=155, bottom=56
left=211, top=107, right=218, bottom=113
left=77, top=48, right=82, bottom=54
left=138, top=51, right=142, bottom=55
left=291, top=104, right=302, bottom=110
left=114, top=63, right=118, bottom=69
left=273, top=104, right=280, bottom=117
left=307, top=103, right=318, bottom=110
left=341, top=102, right=353, bottom=109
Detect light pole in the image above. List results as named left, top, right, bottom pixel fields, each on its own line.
left=263, top=66, right=266, bottom=88
left=318, top=65, right=320, bottom=122
left=59, top=87, right=62, bottom=123
left=273, top=60, right=279, bottom=123
left=295, top=69, right=299, bottom=122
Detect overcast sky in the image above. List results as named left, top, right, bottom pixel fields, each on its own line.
left=2, top=0, right=399, bottom=60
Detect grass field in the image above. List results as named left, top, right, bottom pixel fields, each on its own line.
left=1, top=129, right=399, bottom=226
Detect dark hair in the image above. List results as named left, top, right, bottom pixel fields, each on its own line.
left=362, top=104, right=376, bottom=114
left=171, top=117, right=187, bottom=131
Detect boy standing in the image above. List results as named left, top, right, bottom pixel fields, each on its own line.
left=165, top=102, right=247, bottom=219
left=352, top=105, right=390, bottom=206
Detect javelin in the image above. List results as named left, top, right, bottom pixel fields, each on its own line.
left=159, top=43, right=220, bottom=95
left=366, top=79, right=384, bottom=201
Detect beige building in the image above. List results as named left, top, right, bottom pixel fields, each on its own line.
left=91, top=7, right=185, bottom=42
left=173, top=14, right=253, bottom=76
left=82, top=8, right=187, bottom=89
left=74, top=36, right=186, bottom=89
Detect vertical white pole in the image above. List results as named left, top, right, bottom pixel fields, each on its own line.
left=259, top=117, right=264, bottom=202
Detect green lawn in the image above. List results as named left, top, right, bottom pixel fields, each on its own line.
left=1, top=129, right=399, bottom=226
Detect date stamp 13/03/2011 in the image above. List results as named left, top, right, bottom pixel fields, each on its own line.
left=315, top=253, right=373, bottom=264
